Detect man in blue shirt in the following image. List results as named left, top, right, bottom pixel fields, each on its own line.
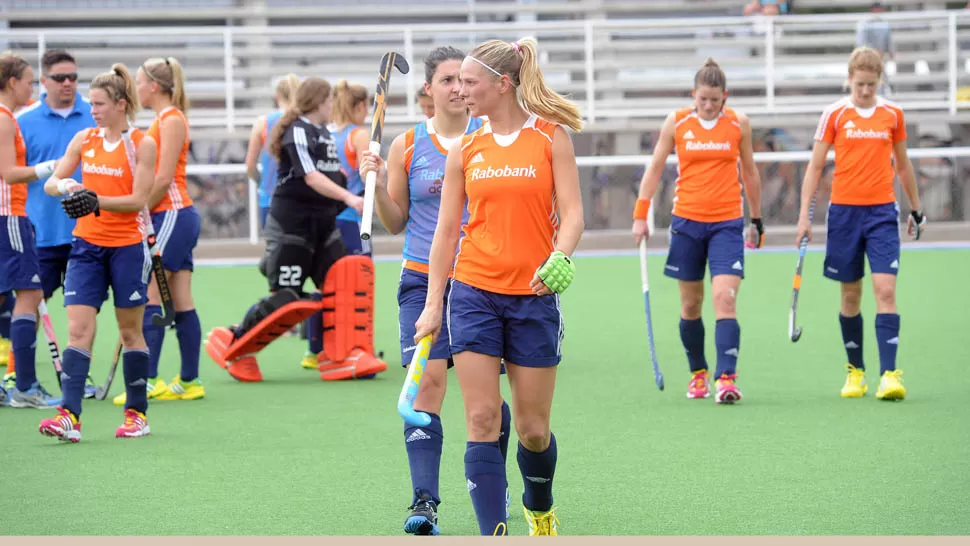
left=7, top=49, right=97, bottom=397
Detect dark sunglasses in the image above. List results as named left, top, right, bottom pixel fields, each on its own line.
left=48, top=73, right=78, bottom=83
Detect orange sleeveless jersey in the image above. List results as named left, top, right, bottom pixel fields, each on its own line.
left=670, top=107, right=744, bottom=223
left=815, top=97, right=906, bottom=206
left=73, top=128, right=148, bottom=247
left=0, top=104, right=28, bottom=216
left=148, top=107, right=192, bottom=212
left=453, top=116, right=559, bottom=295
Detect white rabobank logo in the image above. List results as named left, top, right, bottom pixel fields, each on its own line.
left=82, top=162, right=124, bottom=177
left=845, top=128, right=890, bottom=140
left=685, top=140, right=731, bottom=152
left=470, top=164, right=537, bottom=181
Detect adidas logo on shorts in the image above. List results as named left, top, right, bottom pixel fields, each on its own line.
left=129, top=291, right=142, bottom=301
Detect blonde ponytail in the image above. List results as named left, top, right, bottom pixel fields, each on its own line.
left=91, top=63, right=140, bottom=122
left=275, top=73, right=301, bottom=109
left=514, top=38, right=583, bottom=132
left=331, top=79, right=368, bottom=126
left=142, top=56, right=190, bottom=112
left=468, top=37, right=583, bottom=132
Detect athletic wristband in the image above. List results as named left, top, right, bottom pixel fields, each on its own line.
left=633, top=198, right=651, bottom=220
left=56, top=178, right=73, bottom=195
left=34, top=160, right=56, bottom=180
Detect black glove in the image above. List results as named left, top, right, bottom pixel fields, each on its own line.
left=61, top=189, right=100, bottom=219
left=910, top=209, right=926, bottom=240
left=748, top=217, right=765, bottom=248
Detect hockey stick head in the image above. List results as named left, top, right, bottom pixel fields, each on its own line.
left=398, top=335, right=432, bottom=427
left=369, top=52, right=410, bottom=145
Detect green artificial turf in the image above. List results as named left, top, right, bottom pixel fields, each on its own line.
left=1, top=249, right=967, bottom=535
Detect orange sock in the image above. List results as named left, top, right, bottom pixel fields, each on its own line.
left=6, top=349, right=14, bottom=375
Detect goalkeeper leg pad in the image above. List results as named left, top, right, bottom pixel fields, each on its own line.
left=319, top=256, right=386, bottom=381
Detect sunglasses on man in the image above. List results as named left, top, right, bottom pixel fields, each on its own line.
left=48, top=73, right=78, bottom=83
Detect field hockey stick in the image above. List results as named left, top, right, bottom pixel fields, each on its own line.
left=639, top=239, right=664, bottom=391
left=360, top=51, right=409, bottom=241
left=398, top=334, right=432, bottom=427
left=789, top=197, right=816, bottom=343
left=142, top=209, right=176, bottom=328
left=94, top=338, right=124, bottom=401
left=37, top=300, right=63, bottom=389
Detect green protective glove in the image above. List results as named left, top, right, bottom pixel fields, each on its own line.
left=536, top=251, right=576, bottom=294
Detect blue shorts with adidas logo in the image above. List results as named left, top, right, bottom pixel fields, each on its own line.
left=63, top=237, right=150, bottom=310
left=824, top=203, right=900, bottom=283
left=664, top=215, right=745, bottom=281
left=0, top=215, right=43, bottom=294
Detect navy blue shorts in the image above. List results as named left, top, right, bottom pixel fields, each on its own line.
left=447, top=279, right=563, bottom=368
left=63, top=237, right=150, bottom=311
left=38, top=243, right=72, bottom=299
left=398, top=267, right=453, bottom=368
left=152, top=206, right=201, bottom=273
left=337, top=217, right=372, bottom=257
left=664, top=215, right=746, bottom=281
left=0, top=216, right=42, bottom=294
left=824, top=203, right=901, bottom=283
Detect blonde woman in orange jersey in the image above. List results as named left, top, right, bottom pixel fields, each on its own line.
left=796, top=47, right=923, bottom=402
left=38, top=64, right=157, bottom=442
left=108, top=56, right=204, bottom=406
left=413, top=37, right=585, bottom=536
left=631, top=58, right=764, bottom=405
left=0, top=53, right=61, bottom=408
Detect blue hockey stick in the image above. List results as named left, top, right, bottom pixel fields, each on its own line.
left=789, top=198, right=815, bottom=343
left=639, top=239, right=664, bottom=391
left=397, top=334, right=432, bottom=426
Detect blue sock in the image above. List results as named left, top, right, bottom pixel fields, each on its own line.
left=61, top=347, right=91, bottom=417
left=123, top=348, right=151, bottom=414
left=308, top=292, right=323, bottom=355
left=405, top=413, right=443, bottom=505
left=714, top=318, right=740, bottom=378
left=875, top=313, right=900, bottom=374
left=465, top=441, right=508, bottom=536
left=12, top=314, right=38, bottom=391
left=0, top=293, right=13, bottom=339
left=517, top=433, right=557, bottom=513
left=499, top=400, right=511, bottom=462
left=839, top=313, right=864, bottom=369
left=175, top=310, right=202, bottom=382
left=679, top=318, right=707, bottom=372
left=143, top=305, right=164, bottom=378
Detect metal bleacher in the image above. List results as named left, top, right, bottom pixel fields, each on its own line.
left=2, top=0, right=967, bottom=142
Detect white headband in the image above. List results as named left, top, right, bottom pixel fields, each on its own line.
left=467, top=56, right=502, bottom=78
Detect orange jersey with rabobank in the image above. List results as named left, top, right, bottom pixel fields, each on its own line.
left=73, top=128, right=148, bottom=247
left=453, top=115, right=559, bottom=295
left=670, top=107, right=744, bottom=223
left=0, top=104, right=28, bottom=216
left=815, top=97, right=906, bottom=206
left=148, top=107, right=192, bottom=212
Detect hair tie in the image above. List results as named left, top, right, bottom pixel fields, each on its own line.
left=511, top=41, right=522, bottom=55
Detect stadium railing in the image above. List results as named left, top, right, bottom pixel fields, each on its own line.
left=182, top=146, right=970, bottom=247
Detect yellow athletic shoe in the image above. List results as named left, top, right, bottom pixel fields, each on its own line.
left=154, top=376, right=205, bottom=401
left=524, top=506, right=559, bottom=536
left=301, top=352, right=318, bottom=370
left=112, top=377, right=168, bottom=406
left=876, top=369, right=906, bottom=401
left=0, top=336, right=10, bottom=366
left=841, top=364, right=868, bottom=398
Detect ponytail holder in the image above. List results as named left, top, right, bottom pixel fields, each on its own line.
left=511, top=41, right=522, bottom=55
